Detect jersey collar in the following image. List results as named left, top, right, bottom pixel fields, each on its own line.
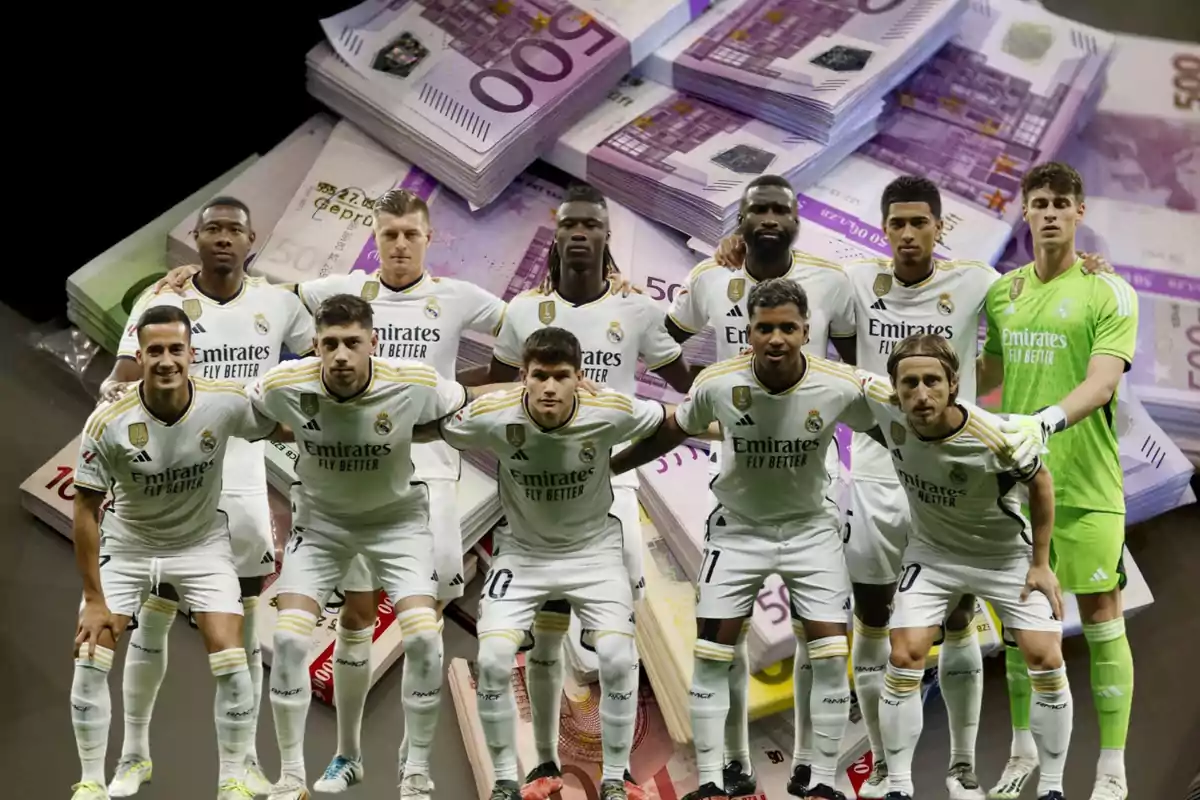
left=912, top=403, right=971, bottom=443
left=744, top=252, right=797, bottom=284
left=378, top=271, right=429, bottom=294
left=320, top=359, right=376, bottom=403
left=749, top=352, right=808, bottom=395
left=552, top=279, right=612, bottom=309
left=187, top=275, right=248, bottom=306
left=138, top=379, right=196, bottom=427
left=521, top=391, right=579, bottom=432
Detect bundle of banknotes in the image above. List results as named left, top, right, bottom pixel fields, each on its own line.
left=641, top=0, right=969, bottom=144
left=306, top=0, right=719, bottom=209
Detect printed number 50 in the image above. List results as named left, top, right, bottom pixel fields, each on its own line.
left=645, top=276, right=681, bottom=304
left=1174, top=54, right=1200, bottom=110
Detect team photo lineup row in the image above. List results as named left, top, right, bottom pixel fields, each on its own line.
left=66, top=162, right=1137, bottom=800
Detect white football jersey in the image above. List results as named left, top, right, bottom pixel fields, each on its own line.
left=676, top=354, right=876, bottom=526
left=299, top=271, right=505, bottom=482
left=667, top=250, right=856, bottom=362
left=440, top=387, right=666, bottom=556
left=249, top=357, right=468, bottom=534
left=844, top=258, right=999, bottom=483
left=493, top=283, right=682, bottom=489
left=118, top=276, right=315, bottom=495
left=860, top=373, right=1041, bottom=563
left=74, top=378, right=277, bottom=550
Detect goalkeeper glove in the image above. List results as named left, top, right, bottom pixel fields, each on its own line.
left=1000, top=405, right=1066, bottom=465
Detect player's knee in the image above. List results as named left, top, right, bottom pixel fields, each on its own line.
left=477, top=633, right=521, bottom=687
left=888, top=635, right=927, bottom=670
left=340, top=590, right=381, bottom=630
left=851, top=584, right=893, bottom=628
left=272, top=609, right=317, bottom=674
left=944, top=602, right=976, bottom=633
left=593, top=633, right=637, bottom=685
left=1018, top=633, right=1064, bottom=672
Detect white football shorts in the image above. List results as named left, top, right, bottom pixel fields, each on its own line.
left=221, top=489, right=277, bottom=579
left=337, top=479, right=464, bottom=600
left=890, top=547, right=1061, bottom=634
left=696, top=504, right=849, bottom=623
left=845, top=479, right=912, bottom=586
left=93, top=517, right=243, bottom=617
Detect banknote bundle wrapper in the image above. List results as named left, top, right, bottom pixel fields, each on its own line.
left=641, top=0, right=970, bottom=144
left=305, top=0, right=719, bottom=209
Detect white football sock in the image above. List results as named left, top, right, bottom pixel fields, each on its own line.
left=939, top=625, right=983, bottom=768
left=807, top=636, right=851, bottom=788
left=396, top=618, right=444, bottom=777
left=1029, top=666, right=1072, bottom=795
left=241, top=596, right=263, bottom=763
left=397, top=608, right=442, bottom=777
left=476, top=631, right=523, bottom=783
left=724, top=623, right=752, bottom=771
left=270, top=609, right=317, bottom=783
left=851, top=616, right=889, bottom=765
left=333, top=624, right=373, bottom=761
left=692, top=639, right=735, bottom=789
left=527, top=609, right=569, bottom=767
left=72, top=646, right=115, bottom=784
left=121, top=595, right=177, bottom=760
left=878, top=662, right=925, bottom=796
left=790, top=622, right=814, bottom=771
left=210, top=648, right=255, bottom=782
left=595, top=632, right=638, bottom=781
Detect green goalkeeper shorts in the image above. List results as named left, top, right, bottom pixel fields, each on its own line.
left=1051, top=507, right=1128, bottom=595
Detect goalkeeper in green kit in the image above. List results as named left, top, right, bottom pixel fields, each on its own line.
left=979, top=162, right=1137, bottom=800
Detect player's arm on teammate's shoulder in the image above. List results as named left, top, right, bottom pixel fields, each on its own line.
left=849, top=369, right=890, bottom=446
left=643, top=309, right=694, bottom=393
left=610, top=383, right=712, bottom=474
left=100, top=357, right=141, bottom=403
left=152, top=264, right=202, bottom=295
left=713, top=233, right=746, bottom=269
left=457, top=287, right=507, bottom=390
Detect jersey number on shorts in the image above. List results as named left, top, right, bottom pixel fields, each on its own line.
left=897, top=563, right=922, bottom=593
left=699, top=548, right=722, bottom=583
left=286, top=535, right=304, bottom=556
left=484, top=568, right=514, bottom=600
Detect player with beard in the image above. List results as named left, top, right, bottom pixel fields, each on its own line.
left=486, top=184, right=693, bottom=800
left=100, top=197, right=314, bottom=797
left=665, top=175, right=856, bottom=798
left=611, top=278, right=885, bottom=800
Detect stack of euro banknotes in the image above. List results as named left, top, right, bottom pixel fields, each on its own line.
left=48, top=0, right=1197, bottom=792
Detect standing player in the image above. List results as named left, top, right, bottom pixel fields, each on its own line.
left=102, top=197, right=314, bottom=797
left=611, top=278, right=884, bottom=800
left=982, top=163, right=1138, bottom=800
left=485, top=184, right=693, bottom=799
left=70, top=305, right=287, bottom=800
left=667, top=175, right=856, bottom=798
left=861, top=334, right=1072, bottom=800
left=248, top=294, right=511, bottom=800
left=434, top=326, right=673, bottom=800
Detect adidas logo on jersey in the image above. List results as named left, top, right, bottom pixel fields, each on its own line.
left=726, top=306, right=744, bottom=318
left=734, top=414, right=755, bottom=426
left=430, top=570, right=439, bottom=582
left=301, top=418, right=321, bottom=432
left=259, top=551, right=275, bottom=565
left=132, top=450, right=153, bottom=463
left=192, top=322, right=206, bottom=334
left=511, top=449, right=529, bottom=461
left=870, top=299, right=887, bottom=311
left=449, top=573, right=464, bottom=586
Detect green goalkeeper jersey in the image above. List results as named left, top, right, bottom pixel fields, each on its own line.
left=984, top=259, right=1138, bottom=514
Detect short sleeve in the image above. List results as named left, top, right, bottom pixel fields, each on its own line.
left=983, top=281, right=1005, bottom=357
left=462, top=283, right=507, bottom=337
left=74, top=426, right=111, bottom=493
left=229, top=390, right=279, bottom=442
left=610, top=396, right=666, bottom=443
left=116, top=288, right=160, bottom=359
left=666, top=265, right=711, bottom=335
left=839, top=388, right=879, bottom=433
left=282, top=293, right=316, bottom=356
left=439, top=403, right=492, bottom=451
left=827, top=271, right=857, bottom=339
left=417, top=373, right=468, bottom=425
left=637, top=300, right=683, bottom=371
left=492, top=301, right=525, bottom=367
left=296, top=276, right=343, bottom=315
left=674, top=383, right=715, bottom=436
left=245, top=375, right=279, bottom=422
left=1091, top=274, right=1138, bottom=367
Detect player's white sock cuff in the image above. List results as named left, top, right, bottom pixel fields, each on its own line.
left=853, top=616, right=888, bottom=639
left=339, top=624, right=374, bottom=646
left=807, top=635, right=849, bottom=661
left=76, top=645, right=115, bottom=673
left=883, top=662, right=924, bottom=698
left=276, top=608, right=318, bottom=638
left=397, top=607, right=439, bottom=639
left=143, top=595, right=180, bottom=617
left=209, top=648, right=249, bottom=677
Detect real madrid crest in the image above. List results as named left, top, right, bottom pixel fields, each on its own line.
left=254, top=313, right=270, bottom=335
left=182, top=298, right=202, bottom=321
left=1009, top=277, right=1025, bottom=301
left=300, top=393, right=319, bottom=418
left=361, top=281, right=380, bottom=301
left=128, top=422, right=149, bottom=448
left=731, top=385, right=752, bottom=411
left=890, top=421, right=907, bottom=445
left=607, top=321, right=624, bottom=343
left=579, top=440, right=597, bottom=463
left=727, top=278, right=746, bottom=303
left=873, top=273, right=893, bottom=297
left=374, top=411, right=393, bottom=436
left=199, top=429, right=217, bottom=454
left=949, top=464, right=968, bottom=484
left=538, top=300, right=556, bottom=325
left=424, top=297, right=441, bottom=319
left=505, top=423, right=525, bottom=449
left=805, top=410, right=823, bottom=433
left=937, top=293, right=954, bottom=316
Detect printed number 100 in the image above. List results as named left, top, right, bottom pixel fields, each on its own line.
left=470, top=9, right=616, bottom=114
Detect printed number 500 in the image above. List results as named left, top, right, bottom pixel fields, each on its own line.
left=645, top=276, right=682, bottom=304
left=1174, top=54, right=1200, bottom=110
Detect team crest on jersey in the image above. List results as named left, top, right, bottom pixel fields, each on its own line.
left=727, top=278, right=746, bottom=303
left=937, top=293, right=954, bottom=316
left=182, top=298, right=202, bottom=321
left=948, top=464, right=968, bottom=484
left=731, top=386, right=752, bottom=411
left=254, top=313, right=270, bottom=335
left=300, top=393, right=319, bottom=417
left=128, top=422, right=149, bottom=448
left=890, top=421, right=906, bottom=445
left=606, top=321, right=624, bottom=343
left=505, top=424, right=525, bottom=449
left=873, top=274, right=893, bottom=297
left=361, top=281, right=380, bottom=301
left=424, top=297, right=441, bottom=319
left=805, top=410, right=824, bottom=433
left=579, top=440, right=597, bottom=463
left=374, top=411, right=393, bottom=436
left=199, top=429, right=217, bottom=454
left=1010, top=277, right=1025, bottom=300
left=538, top=300, right=556, bottom=325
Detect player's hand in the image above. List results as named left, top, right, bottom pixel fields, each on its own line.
left=608, top=276, right=644, bottom=297
left=714, top=234, right=747, bottom=270
left=154, top=264, right=201, bottom=295
left=1022, top=564, right=1064, bottom=622
left=98, top=380, right=136, bottom=404
left=999, top=414, right=1050, bottom=465
left=578, top=376, right=603, bottom=395
left=1079, top=251, right=1115, bottom=275
left=75, top=599, right=116, bottom=659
